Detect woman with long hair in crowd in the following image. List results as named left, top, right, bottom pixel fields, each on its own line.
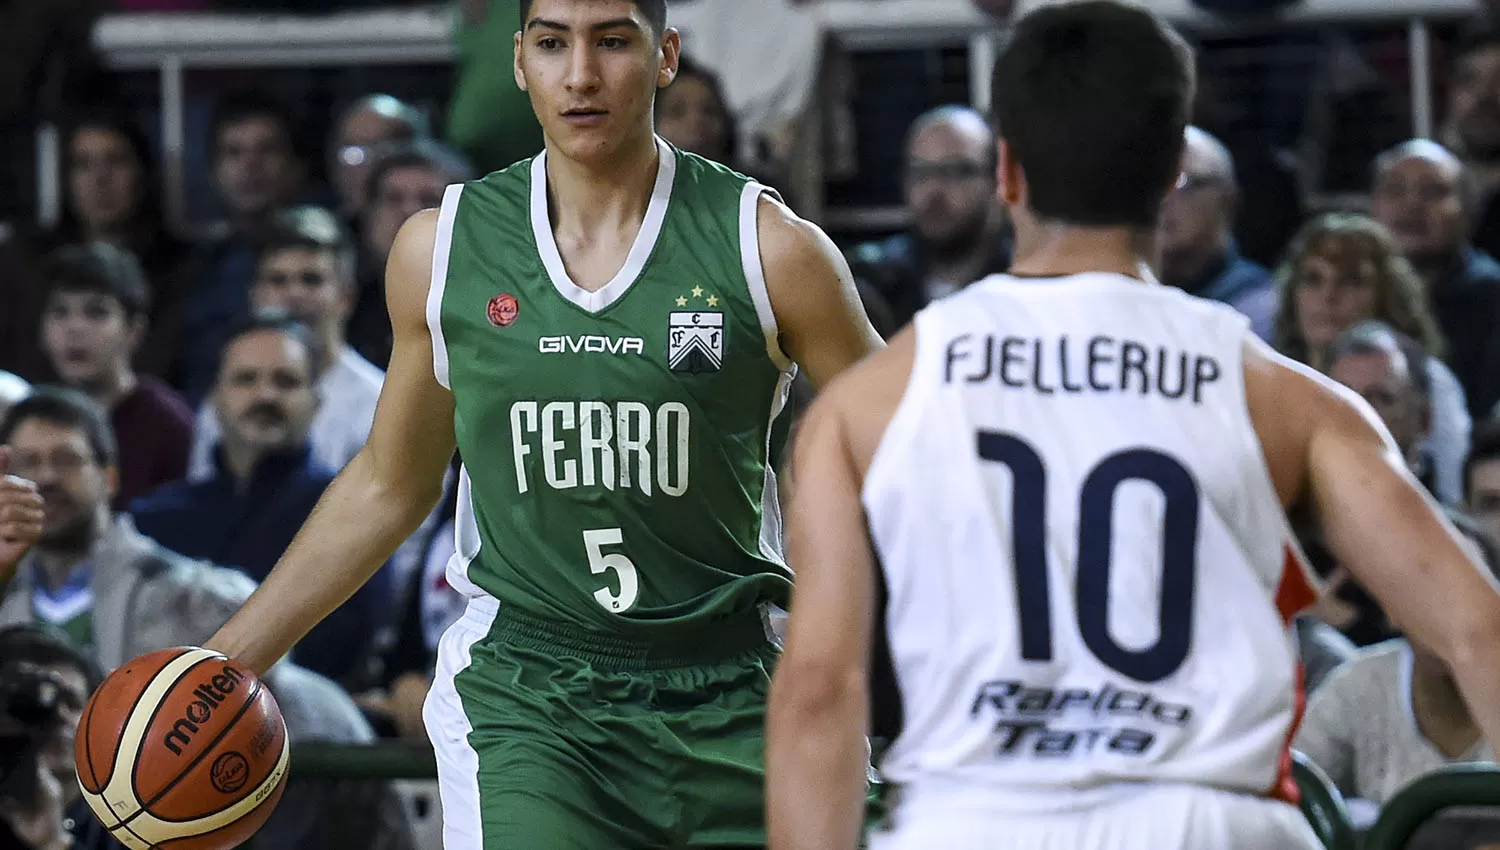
left=1272, top=211, right=1469, bottom=504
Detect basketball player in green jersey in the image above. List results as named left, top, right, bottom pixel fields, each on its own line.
left=203, top=0, right=883, bottom=846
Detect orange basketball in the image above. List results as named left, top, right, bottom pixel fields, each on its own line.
left=74, top=647, right=289, bottom=850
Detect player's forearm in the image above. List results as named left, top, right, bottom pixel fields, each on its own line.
left=766, top=672, right=869, bottom=850
left=205, top=452, right=443, bottom=675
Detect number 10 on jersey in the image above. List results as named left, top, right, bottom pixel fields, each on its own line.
left=978, top=431, right=1200, bottom=684
left=584, top=528, right=639, bottom=612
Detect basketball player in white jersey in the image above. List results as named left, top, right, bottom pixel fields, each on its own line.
left=765, top=3, right=1500, bottom=849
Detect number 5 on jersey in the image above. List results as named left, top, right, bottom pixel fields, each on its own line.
left=584, top=528, right=639, bottom=612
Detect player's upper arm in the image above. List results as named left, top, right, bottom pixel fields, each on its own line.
left=361, top=209, right=457, bottom=507
left=1249, top=341, right=1500, bottom=665
left=758, top=194, right=884, bottom=388
left=777, top=381, right=878, bottom=696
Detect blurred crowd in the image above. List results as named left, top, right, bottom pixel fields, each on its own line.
left=8, top=0, right=1500, bottom=847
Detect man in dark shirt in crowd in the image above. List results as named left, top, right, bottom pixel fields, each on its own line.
left=1158, top=126, right=1277, bottom=340
left=847, top=105, right=1010, bottom=334
left=1371, top=139, right=1500, bottom=419
left=130, top=316, right=391, bottom=684
left=177, top=93, right=308, bottom=406
left=37, top=244, right=193, bottom=509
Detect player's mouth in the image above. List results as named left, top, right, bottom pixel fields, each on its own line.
left=562, top=108, right=609, bottom=127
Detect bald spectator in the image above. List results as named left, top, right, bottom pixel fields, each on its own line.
left=329, top=94, right=429, bottom=220
left=1371, top=140, right=1500, bottom=418
left=1443, top=26, right=1500, bottom=260
left=1158, top=126, right=1277, bottom=340
left=848, top=105, right=1010, bottom=333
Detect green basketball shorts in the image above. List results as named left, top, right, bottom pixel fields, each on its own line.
left=423, top=596, right=780, bottom=849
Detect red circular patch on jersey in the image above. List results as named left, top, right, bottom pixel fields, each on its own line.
left=487, top=293, right=519, bottom=327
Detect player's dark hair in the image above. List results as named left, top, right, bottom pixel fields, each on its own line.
left=216, top=313, right=327, bottom=383
left=990, top=0, right=1195, bottom=227
left=257, top=205, right=356, bottom=287
left=1464, top=419, right=1500, bottom=500
left=210, top=91, right=304, bottom=162
left=0, top=386, right=117, bottom=469
left=519, top=0, right=667, bottom=37
left=39, top=242, right=151, bottom=320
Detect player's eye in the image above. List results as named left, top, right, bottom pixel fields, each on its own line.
left=537, top=36, right=563, bottom=50
left=600, top=35, right=628, bottom=49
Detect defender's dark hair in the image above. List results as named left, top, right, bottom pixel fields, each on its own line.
left=519, top=0, right=667, bottom=37
left=256, top=205, right=356, bottom=287
left=990, top=0, right=1195, bottom=227
left=0, top=386, right=117, bottom=469
left=40, top=242, right=151, bottom=320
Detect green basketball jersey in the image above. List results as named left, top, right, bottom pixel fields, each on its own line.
left=430, top=138, right=796, bottom=635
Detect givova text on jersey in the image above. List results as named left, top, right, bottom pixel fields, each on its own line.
left=509, top=400, right=691, bottom=496
left=970, top=678, right=1193, bottom=759
left=944, top=333, right=1223, bottom=404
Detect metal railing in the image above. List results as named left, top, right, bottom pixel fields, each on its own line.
left=1363, top=762, right=1500, bottom=850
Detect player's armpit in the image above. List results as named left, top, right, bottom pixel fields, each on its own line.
left=206, top=210, right=457, bottom=675
left=758, top=194, right=884, bottom=388
left=767, top=388, right=874, bottom=850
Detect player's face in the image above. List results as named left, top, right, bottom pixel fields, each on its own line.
left=69, top=128, right=143, bottom=235
left=1292, top=254, right=1378, bottom=355
left=1466, top=459, right=1500, bottom=545
left=366, top=165, right=446, bottom=263
left=5, top=420, right=112, bottom=549
left=213, top=330, right=319, bottom=460
left=40, top=291, right=139, bottom=391
left=251, top=247, right=351, bottom=332
left=1370, top=155, right=1467, bottom=262
left=515, top=0, right=679, bottom=162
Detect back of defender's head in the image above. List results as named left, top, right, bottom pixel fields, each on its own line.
left=991, top=0, right=1195, bottom=227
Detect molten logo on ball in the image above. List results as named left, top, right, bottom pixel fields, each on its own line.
left=162, top=664, right=246, bottom=756
left=211, top=752, right=250, bottom=794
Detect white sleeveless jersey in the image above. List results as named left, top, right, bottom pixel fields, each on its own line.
left=864, top=273, right=1320, bottom=811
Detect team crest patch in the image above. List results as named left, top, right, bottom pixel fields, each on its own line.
left=487, top=293, right=519, bottom=327
left=668, top=311, right=724, bottom=373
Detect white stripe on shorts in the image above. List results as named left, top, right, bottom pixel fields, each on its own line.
left=423, top=595, right=500, bottom=850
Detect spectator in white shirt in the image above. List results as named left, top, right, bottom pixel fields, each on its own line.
left=188, top=206, right=383, bottom=481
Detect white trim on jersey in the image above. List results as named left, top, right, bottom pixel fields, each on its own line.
left=738, top=182, right=794, bottom=372
left=758, top=370, right=795, bottom=568
left=427, top=183, right=465, bottom=390
left=423, top=595, right=499, bottom=850
left=447, top=465, right=485, bottom=598
left=530, top=136, right=676, bottom=314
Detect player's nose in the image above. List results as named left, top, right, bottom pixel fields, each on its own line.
left=564, top=44, right=603, bottom=92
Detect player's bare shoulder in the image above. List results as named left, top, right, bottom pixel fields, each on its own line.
left=1242, top=334, right=1397, bottom=507
left=811, top=325, right=917, bottom=477
left=385, top=208, right=442, bottom=331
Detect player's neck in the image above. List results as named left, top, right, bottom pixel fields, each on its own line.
left=1007, top=221, right=1158, bottom=282
left=543, top=131, right=661, bottom=238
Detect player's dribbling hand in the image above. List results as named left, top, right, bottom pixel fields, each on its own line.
left=0, top=447, right=45, bottom=580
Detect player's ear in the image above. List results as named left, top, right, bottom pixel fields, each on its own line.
left=997, top=139, right=1023, bottom=206
left=657, top=28, right=681, bottom=89
left=513, top=30, right=529, bottom=92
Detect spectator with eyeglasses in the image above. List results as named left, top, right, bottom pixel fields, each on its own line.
left=328, top=94, right=429, bottom=221
left=847, top=105, right=1011, bottom=335
left=1157, top=126, right=1277, bottom=340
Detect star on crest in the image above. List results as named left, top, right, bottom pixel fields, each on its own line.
left=706, top=295, right=719, bottom=307
left=691, top=286, right=704, bottom=298
left=675, top=296, right=688, bottom=307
